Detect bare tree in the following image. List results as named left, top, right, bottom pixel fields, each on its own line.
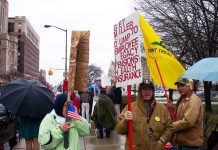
left=135, top=0, right=218, bottom=112
left=87, top=64, right=103, bottom=85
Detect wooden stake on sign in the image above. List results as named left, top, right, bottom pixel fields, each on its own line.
left=64, top=32, right=80, bottom=149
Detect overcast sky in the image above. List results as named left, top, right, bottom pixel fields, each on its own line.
left=8, top=0, right=135, bottom=85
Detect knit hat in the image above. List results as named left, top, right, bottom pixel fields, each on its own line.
left=54, top=93, right=67, bottom=117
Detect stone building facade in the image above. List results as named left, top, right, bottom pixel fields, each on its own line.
left=8, top=16, right=40, bottom=80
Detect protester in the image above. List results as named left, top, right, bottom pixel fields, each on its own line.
left=71, top=91, right=80, bottom=114
left=92, top=88, right=116, bottom=138
left=173, top=78, right=204, bottom=150
left=114, top=87, right=122, bottom=115
left=106, top=86, right=116, bottom=104
left=80, top=91, right=91, bottom=121
left=89, top=89, right=94, bottom=116
left=18, top=117, right=42, bottom=150
left=116, top=80, right=173, bottom=150
left=38, top=93, right=91, bottom=150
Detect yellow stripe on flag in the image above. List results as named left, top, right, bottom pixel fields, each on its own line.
left=139, top=15, right=185, bottom=89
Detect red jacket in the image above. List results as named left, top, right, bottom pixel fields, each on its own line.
left=71, top=91, right=80, bottom=113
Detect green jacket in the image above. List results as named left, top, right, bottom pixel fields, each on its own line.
left=92, top=94, right=116, bottom=129
left=38, top=110, right=91, bottom=150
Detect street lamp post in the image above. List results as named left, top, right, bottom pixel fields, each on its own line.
left=44, top=25, right=68, bottom=81
left=44, top=25, right=69, bottom=148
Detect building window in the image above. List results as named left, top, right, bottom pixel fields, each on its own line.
left=8, top=23, right=14, bottom=32
left=18, top=35, right=21, bottom=38
left=18, top=29, right=21, bottom=33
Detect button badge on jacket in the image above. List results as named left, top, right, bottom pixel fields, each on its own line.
left=155, top=116, right=160, bottom=122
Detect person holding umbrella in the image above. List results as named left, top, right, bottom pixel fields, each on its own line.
left=38, top=93, right=91, bottom=150
left=116, top=80, right=173, bottom=149
left=0, top=78, right=55, bottom=150
left=18, top=117, right=42, bottom=150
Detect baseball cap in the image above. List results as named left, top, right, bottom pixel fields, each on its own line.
left=139, top=80, right=155, bottom=91
left=174, top=78, right=192, bottom=85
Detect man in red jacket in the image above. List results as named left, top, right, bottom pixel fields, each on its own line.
left=71, top=91, right=81, bottom=114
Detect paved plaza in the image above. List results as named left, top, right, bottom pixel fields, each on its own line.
left=3, top=128, right=126, bottom=150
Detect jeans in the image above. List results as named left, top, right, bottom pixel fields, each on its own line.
left=114, top=104, right=120, bottom=116
left=177, top=145, right=199, bottom=150
left=81, top=103, right=89, bottom=121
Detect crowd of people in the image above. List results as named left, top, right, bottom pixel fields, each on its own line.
left=13, top=78, right=213, bottom=150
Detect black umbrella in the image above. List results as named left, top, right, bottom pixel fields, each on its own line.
left=0, top=78, right=54, bottom=118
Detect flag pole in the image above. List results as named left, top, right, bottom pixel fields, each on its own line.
left=154, top=59, right=175, bottom=121
left=64, top=92, right=71, bottom=148
left=64, top=33, right=79, bottom=148
left=127, top=85, right=133, bottom=150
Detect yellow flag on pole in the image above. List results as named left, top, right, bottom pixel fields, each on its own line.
left=139, top=15, right=185, bottom=89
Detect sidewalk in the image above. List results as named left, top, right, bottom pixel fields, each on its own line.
left=4, top=129, right=125, bottom=150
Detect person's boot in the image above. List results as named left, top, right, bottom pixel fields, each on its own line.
left=97, top=128, right=103, bottom=138
left=105, top=129, right=110, bottom=138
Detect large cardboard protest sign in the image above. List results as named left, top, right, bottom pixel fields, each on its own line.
left=68, top=31, right=90, bottom=92
left=114, top=13, right=142, bottom=87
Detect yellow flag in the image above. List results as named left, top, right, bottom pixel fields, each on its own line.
left=139, top=15, right=185, bottom=89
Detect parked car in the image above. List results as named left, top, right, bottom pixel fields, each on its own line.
left=0, top=103, right=17, bottom=148
left=121, top=88, right=137, bottom=96
left=155, top=90, right=166, bottom=97
left=196, top=90, right=217, bottom=100
left=122, top=91, right=136, bottom=96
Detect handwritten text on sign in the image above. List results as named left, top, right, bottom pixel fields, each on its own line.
left=114, top=13, right=142, bottom=87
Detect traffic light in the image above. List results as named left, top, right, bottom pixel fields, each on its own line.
left=48, top=69, right=53, bottom=76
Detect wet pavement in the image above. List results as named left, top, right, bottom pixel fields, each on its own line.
left=4, top=127, right=126, bottom=150
left=80, top=129, right=125, bottom=150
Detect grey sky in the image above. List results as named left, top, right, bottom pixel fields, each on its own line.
left=8, top=0, right=135, bottom=85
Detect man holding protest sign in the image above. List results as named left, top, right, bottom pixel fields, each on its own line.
left=114, top=12, right=144, bottom=150
left=116, top=80, right=173, bottom=150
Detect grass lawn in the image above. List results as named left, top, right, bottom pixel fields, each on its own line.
left=212, top=105, right=218, bottom=113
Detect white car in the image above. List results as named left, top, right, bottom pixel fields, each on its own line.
left=196, top=90, right=217, bottom=100
left=122, top=91, right=135, bottom=96
left=155, top=91, right=166, bottom=97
